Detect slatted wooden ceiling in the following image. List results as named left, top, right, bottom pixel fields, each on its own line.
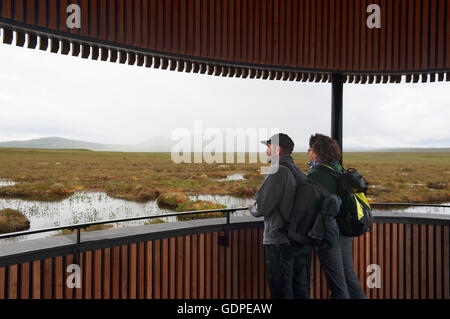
left=0, top=0, right=449, bottom=83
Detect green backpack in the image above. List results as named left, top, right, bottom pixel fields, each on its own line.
left=317, top=164, right=374, bottom=237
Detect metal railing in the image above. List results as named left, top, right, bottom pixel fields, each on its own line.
left=0, top=202, right=449, bottom=242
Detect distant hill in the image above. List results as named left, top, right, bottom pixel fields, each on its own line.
left=0, top=136, right=176, bottom=152
left=0, top=137, right=448, bottom=153
left=354, top=147, right=450, bottom=152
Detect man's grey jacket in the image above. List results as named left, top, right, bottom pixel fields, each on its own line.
left=249, top=156, right=304, bottom=245
left=249, top=155, right=340, bottom=248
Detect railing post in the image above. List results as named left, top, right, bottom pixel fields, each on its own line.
left=219, top=210, right=232, bottom=247
left=74, top=227, right=81, bottom=265
left=331, top=73, right=344, bottom=163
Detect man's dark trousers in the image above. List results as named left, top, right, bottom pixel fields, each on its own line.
left=264, top=242, right=312, bottom=299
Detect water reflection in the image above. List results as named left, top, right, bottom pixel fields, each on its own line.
left=0, top=186, right=448, bottom=244
left=215, top=174, right=247, bottom=181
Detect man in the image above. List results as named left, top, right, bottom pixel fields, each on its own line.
left=247, top=133, right=311, bottom=299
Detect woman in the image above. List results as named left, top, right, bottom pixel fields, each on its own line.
left=307, top=133, right=366, bottom=299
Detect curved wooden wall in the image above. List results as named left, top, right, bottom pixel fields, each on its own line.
left=0, top=0, right=449, bottom=83
left=0, top=220, right=449, bottom=299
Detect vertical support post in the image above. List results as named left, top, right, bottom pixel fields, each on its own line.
left=331, top=73, right=344, bottom=163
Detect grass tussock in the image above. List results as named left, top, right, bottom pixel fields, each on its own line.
left=0, top=149, right=447, bottom=204
left=0, top=208, right=30, bottom=234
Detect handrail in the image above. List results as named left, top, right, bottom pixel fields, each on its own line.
left=0, top=207, right=248, bottom=240
left=0, top=202, right=448, bottom=241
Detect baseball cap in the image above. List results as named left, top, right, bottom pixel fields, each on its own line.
left=261, top=133, right=294, bottom=151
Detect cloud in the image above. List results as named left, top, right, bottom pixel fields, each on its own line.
left=0, top=42, right=448, bottom=150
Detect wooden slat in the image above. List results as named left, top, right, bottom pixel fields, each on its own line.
left=111, top=246, right=120, bottom=299
left=443, top=226, right=449, bottom=299
left=107, top=0, right=116, bottom=43
left=251, top=228, right=258, bottom=298
left=406, top=0, right=414, bottom=70
left=277, top=0, right=284, bottom=65
left=398, top=223, right=405, bottom=299
left=206, top=232, right=212, bottom=298
left=412, top=224, right=419, bottom=299
left=43, top=258, right=52, bottom=299
left=364, top=231, right=371, bottom=297
left=238, top=229, right=245, bottom=298
left=0, top=0, right=12, bottom=18
left=377, top=223, right=384, bottom=299
left=116, top=0, right=125, bottom=44
left=54, top=257, right=63, bottom=299
left=420, top=224, right=427, bottom=298
left=164, top=0, right=172, bottom=52
left=176, top=236, right=183, bottom=299
left=258, top=228, right=265, bottom=298
left=103, top=248, right=111, bottom=299
left=370, top=223, right=378, bottom=299
left=447, top=0, right=450, bottom=70
left=8, top=265, right=18, bottom=299
left=120, top=245, right=128, bottom=298
left=14, top=0, right=25, bottom=22
left=199, top=233, right=205, bottom=299
left=207, top=0, right=215, bottom=57
left=149, top=0, right=157, bottom=49
left=79, top=0, right=89, bottom=37
left=0, top=267, right=5, bottom=299
left=429, top=0, right=437, bottom=69
left=316, top=0, right=323, bottom=68
left=358, top=231, right=365, bottom=290
left=347, top=0, right=354, bottom=70
left=405, top=224, right=412, bottom=299
left=92, top=250, right=101, bottom=299
left=98, top=0, right=107, bottom=40
left=421, top=0, right=429, bottom=69
left=385, top=223, right=391, bottom=299
left=272, top=0, right=279, bottom=65
left=435, top=226, right=442, bottom=298
left=141, top=0, right=149, bottom=48
left=36, top=0, right=47, bottom=27
left=184, top=235, right=191, bottom=299
left=192, top=234, right=198, bottom=298
left=218, top=232, right=225, bottom=299
left=153, top=240, right=161, bottom=299
left=20, top=263, right=31, bottom=299
left=84, top=251, right=92, bottom=299
left=225, top=230, right=232, bottom=298
left=129, top=244, right=137, bottom=299
left=413, top=0, right=421, bottom=70
left=391, top=224, right=398, bottom=299
left=222, top=0, right=229, bottom=61
left=145, top=242, right=153, bottom=299
left=26, top=0, right=36, bottom=24
left=161, top=239, right=168, bottom=299
left=169, top=237, right=176, bottom=299
left=201, top=0, right=208, bottom=57
left=171, top=0, right=180, bottom=53
left=427, top=225, right=434, bottom=299
left=212, top=232, right=219, bottom=298
left=133, top=0, right=141, bottom=47
left=265, top=0, right=273, bottom=64
left=89, top=0, right=99, bottom=38
left=232, top=230, right=239, bottom=298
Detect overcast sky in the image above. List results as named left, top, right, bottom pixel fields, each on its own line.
left=0, top=37, right=449, bottom=151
